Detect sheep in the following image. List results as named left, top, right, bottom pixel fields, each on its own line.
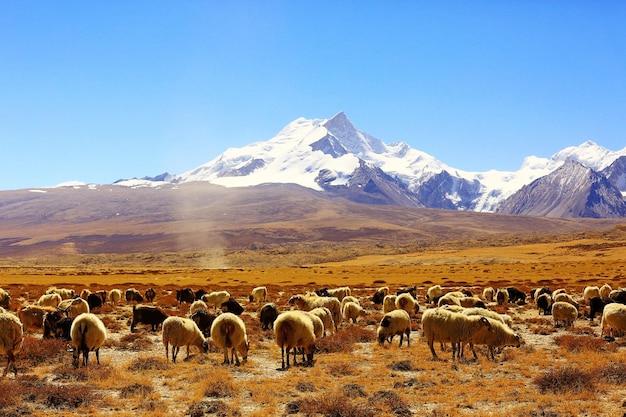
left=342, top=301, right=365, bottom=324
left=175, top=288, right=195, bottom=305
left=0, top=288, right=11, bottom=309
left=458, top=296, right=486, bottom=309
left=162, top=316, right=208, bottom=363
left=316, top=287, right=351, bottom=301
left=376, top=309, right=411, bottom=347
left=551, top=301, right=578, bottom=328
left=259, top=303, right=279, bottom=330
left=437, top=293, right=461, bottom=307
left=583, top=286, right=600, bottom=301
left=396, top=285, right=417, bottom=299
left=221, top=297, right=244, bottom=315
left=190, top=309, right=218, bottom=336
left=210, top=312, right=249, bottom=366
left=426, top=285, right=443, bottom=304
left=43, top=310, right=66, bottom=339
left=395, top=292, right=419, bottom=315
left=70, top=313, right=107, bottom=367
left=466, top=317, right=521, bottom=361
left=144, top=288, right=156, bottom=303
left=383, top=294, right=397, bottom=314
left=421, top=307, right=493, bottom=361
left=304, top=312, right=325, bottom=339
left=189, top=300, right=209, bottom=316
left=600, top=284, right=613, bottom=299
left=125, top=288, right=144, bottom=304
left=482, top=287, right=494, bottom=302
left=308, top=307, right=335, bottom=335
left=506, top=287, right=527, bottom=304
left=495, top=289, right=509, bottom=305
left=46, top=287, right=75, bottom=300
left=530, top=287, right=551, bottom=301
left=194, top=289, right=208, bottom=300
left=372, top=286, right=389, bottom=304
left=600, top=303, right=626, bottom=339
left=587, top=297, right=614, bottom=322
left=0, top=312, right=23, bottom=377
left=80, top=289, right=91, bottom=300
left=108, top=289, right=122, bottom=305
left=64, top=297, right=90, bottom=318
left=249, top=286, right=267, bottom=303
left=18, top=305, right=56, bottom=332
left=462, top=307, right=513, bottom=328
left=131, top=305, right=168, bottom=332
left=288, top=294, right=341, bottom=331
left=340, top=295, right=360, bottom=310
left=537, top=293, right=553, bottom=315
left=37, top=293, right=62, bottom=308
left=202, top=291, right=231, bottom=308
left=273, top=311, right=316, bottom=369
left=553, top=292, right=579, bottom=310
left=87, top=293, right=103, bottom=311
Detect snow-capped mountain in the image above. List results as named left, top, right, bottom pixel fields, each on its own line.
left=113, top=112, right=626, bottom=218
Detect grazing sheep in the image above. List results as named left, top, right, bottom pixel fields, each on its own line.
left=553, top=292, right=579, bottom=310
left=551, top=301, right=578, bottom=328
left=396, top=285, right=417, bottom=299
left=530, top=287, right=551, bottom=301
left=162, top=316, right=208, bottom=363
left=202, top=291, right=231, bottom=308
left=87, top=293, right=104, bottom=311
left=383, top=295, right=397, bottom=314
left=376, top=309, right=411, bottom=347
left=288, top=294, right=341, bottom=331
left=221, top=297, right=244, bottom=315
left=340, top=295, right=360, bottom=310
left=80, top=289, right=91, bottom=300
left=55, top=317, right=74, bottom=341
left=372, top=286, right=389, bottom=305
left=427, top=285, right=443, bottom=304
left=462, top=307, right=513, bottom=328
left=308, top=307, right=335, bottom=335
left=506, top=287, right=527, bottom=305
left=466, top=318, right=521, bottom=361
left=600, top=303, right=626, bottom=338
left=18, top=305, right=56, bottom=332
left=175, top=288, right=195, bottom=305
left=125, top=288, right=144, bottom=304
left=600, top=284, right=612, bottom=299
left=317, top=287, right=351, bottom=301
left=610, top=290, right=626, bottom=303
left=421, top=307, right=493, bottom=361
left=583, top=286, right=601, bottom=301
left=145, top=288, right=156, bottom=303
left=537, top=293, right=553, bottom=315
left=43, top=310, right=66, bottom=339
left=273, top=311, right=317, bottom=369
left=437, top=293, right=461, bottom=307
left=189, top=300, right=209, bottom=316
left=458, top=296, right=486, bottom=309
left=108, top=289, right=122, bottom=305
left=37, top=293, right=62, bottom=308
left=588, top=297, right=614, bottom=322
left=482, top=287, right=495, bottom=302
left=0, top=312, right=23, bottom=377
left=342, top=301, right=365, bottom=324
left=495, top=289, right=509, bottom=305
left=58, top=297, right=90, bottom=318
left=190, top=309, right=218, bottom=336
left=395, top=292, right=419, bottom=315
left=131, top=305, right=168, bottom=332
left=70, top=313, right=107, bottom=367
left=46, top=287, right=75, bottom=300
left=304, top=312, right=325, bottom=340
left=249, top=286, right=268, bottom=303
left=210, top=312, right=249, bottom=366
left=259, top=303, right=279, bottom=330
left=0, top=288, right=11, bottom=309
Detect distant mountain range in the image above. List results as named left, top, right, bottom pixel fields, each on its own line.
left=101, top=112, right=625, bottom=218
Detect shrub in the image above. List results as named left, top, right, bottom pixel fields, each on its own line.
left=533, top=366, right=596, bottom=394
left=554, top=334, right=616, bottom=353
left=20, top=336, right=67, bottom=367
left=296, top=390, right=376, bottom=417
left=598, top=362, right=626, bottom=385
left=316, top=326, right=376, bottom=353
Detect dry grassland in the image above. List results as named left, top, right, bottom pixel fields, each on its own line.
left=1, top=230, right=626, bottom=416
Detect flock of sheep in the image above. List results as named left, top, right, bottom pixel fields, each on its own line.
left=1, top=280, right=626, bottom=377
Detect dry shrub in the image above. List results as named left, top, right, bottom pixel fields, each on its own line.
left=115, top=332, right=154, bottom=350
left=119, top=382, right=154, bottom=398
left=52, top=363, right=114, bottom=382
left=127, top=355, right=170, bottom=371
left=20, top=336, right=67, bottom=367
left=598, top=362, right=626, bottom=385
left=369, top=390, right=412, bottom=417
left=187, top=399, right=229, bottom=417
left=0, top=379, right=21, bottom=408
left=2, top=377, right=100, bottom=410
left=316, top=326, right=376, bottom=353
left=295, top=390, right=376, bottom=417
left=533, top=366, right=596, bottom=394
left=554, top=334, right=616, bottom=353
left=202, top=369, right=237, bottom=398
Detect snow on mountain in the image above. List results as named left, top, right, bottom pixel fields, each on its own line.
left=111, top=112, right=626, bottom=216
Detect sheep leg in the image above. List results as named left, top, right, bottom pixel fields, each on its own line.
left=405, top=330, right=410, bottom=346
left=165, top=342, right=169, bottom=362
left=172, top=346, right=180, bottom=363
left=232, top=349, right=240, bottom=366
left=222, top=348, right=230, bottom=365
left=398, top=333, right=404, bottom=347
left=428, top=340, right=439, bottom=360
left=95, top=348, right=100, bottom=365
left=83, top=350, right=89, bottom=366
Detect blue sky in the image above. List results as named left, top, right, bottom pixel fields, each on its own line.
left=1, top=1, right=625, bottom=190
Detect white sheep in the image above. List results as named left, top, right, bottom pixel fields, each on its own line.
left=162, top=316, right=208, bottom=363
left=395, top=292, right=419, bottom=316
left=189, top=300, right=209, bottom=316
left=0, top=288, right=10, bottom=309
left=340, top=295, right=360, bottom=310
left=376, top=309, right=411, bottom=347
left=426, top=285, right=443, bottom=304
left=372, top=286, right=389, bottom=304
left=421, top=307, right=493, bottom=360
left=46, top=287, right=75, bottom=300
left=37, top=293, right=62, bottom=308
left=202, top=291, right=231, bottom=308
left=80, top=289, right=91, bottom=300
left=553, top=292, right=579, bottom=310
left=210, top=312, right=249, bottom=365
left=482, top=287, right=495, bottom=302
left=304, top=312, right=325, bottom=339
left=600, top=283, right=613, bottom=299
left=495, top=289, right=509, bottom=305
left=583, top=286, right=600, bottom=300
left=307, top=307, right=334, bottom=335
left=466, top=317, right=521, bottom=361
left=462, top=307, right=513, bottom=328
left=58, top=297, right=90, bottom=318
left=437, top=293, right=461, bottom=307
left=326, top=286, right=351, bottom=301
left=383, top=294, right=397, bottom=314
left=0, top=312, right=23, bottom=377
left=342, top=301, right=365, bottom=324
left=600, top=303, right=626, bottom=338
left=458, top=296, right=486, bottom=309
left=274, top=311, right=317, bottom=369
left=70, top=313, right=107, bottom=367
left=288, top=294, right=341, bottom=331
left=108, top=289, right=122, bottom=305
left=249, top=286, right=267, bottom=303
left=551, top=301, right=578, bottom=328
left=18, top=305, right=56, bottom=332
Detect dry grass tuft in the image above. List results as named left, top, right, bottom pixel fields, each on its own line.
left=127, top=355, right=170, bottom=371
left=20, top=336, right=68, bottom=367
left=554, top=334, right=616, bottom=353
left=598, top=362, right=626, bottom=385
left=294, top=389, right=377, bottom=417
left=533, top=366, right=596, bottom=394
left=316, top=326, right=376, bottom=353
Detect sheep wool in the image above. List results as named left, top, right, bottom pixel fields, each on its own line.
left=342, top=301, right=365, bottom=324
left=274, top=311, right=316, bottom=369
left=70, top=313, right=107, bottom=367
left=210, top=312, right=249, bottom=365
left=162, top=316, right=207, bottom=363
left=600, top=303, right=626, bottom=338
left=395, top=293, right=419, bottom=316
left=426, top=285, right=443, bottom=303
left=383, top=295, right=397, bottom=314
left=551, top=301, right=578, bottom=328
left=467, top=317, right=521, bottom=361
left=288, top=294, right=342, bottom=331
left=307, top=307, right=334, bottom=335
left=0, top=312, right=23, bottom=376
left=377, top=309, right=411, bottom=347
left=249, top=286, right=268, bottom=303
